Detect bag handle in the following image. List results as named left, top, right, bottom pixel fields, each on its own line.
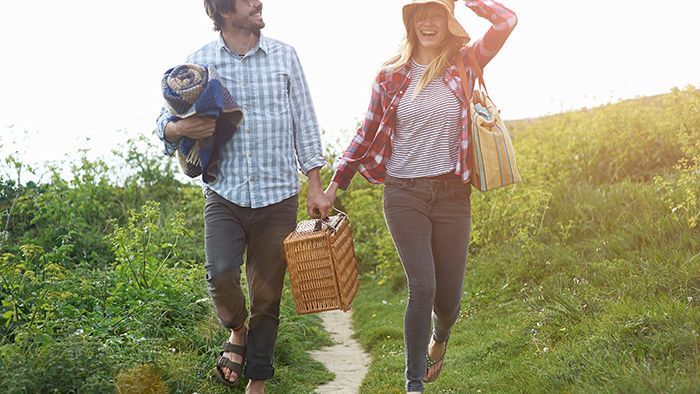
left=455, top=45, right=490, bottom=103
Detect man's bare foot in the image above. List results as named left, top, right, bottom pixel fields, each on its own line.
left=246, top=379, right=265, bottom=394
left=221, top=323, right=247, bottom=384
left=424, top=336, right=447, bottom=382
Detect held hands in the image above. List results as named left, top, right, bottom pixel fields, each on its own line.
left=323, top=181, right=339, bottom=210
left=306, top=180, right=339, bottom=220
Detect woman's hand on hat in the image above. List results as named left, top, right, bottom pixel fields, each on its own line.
left=465, top=0, right=492, bottom=20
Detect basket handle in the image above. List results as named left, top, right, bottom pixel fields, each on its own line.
left=313, top=207, right=347, bottom=233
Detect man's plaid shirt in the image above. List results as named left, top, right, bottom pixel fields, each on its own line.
left=332, top=0, right=517, bottom=190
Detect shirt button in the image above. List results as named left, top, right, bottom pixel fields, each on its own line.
left=243, top=82, right=247, bottom=86
left=242, top=59, right=245, bottom=64
left=247, top=129, right=251, bottom=133
left=248, top=152, right=253, bottom=157
left=245, top=106, right=249, bottom=110
left=250, top=177, right=254, bottom=182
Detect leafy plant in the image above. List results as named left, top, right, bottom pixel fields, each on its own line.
left=105, top=201, right=187, bottom=290
left=654, top=85, right=700, bottom=229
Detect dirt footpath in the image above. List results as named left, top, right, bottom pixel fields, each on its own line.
left=310, top=310, right=371, bottom=394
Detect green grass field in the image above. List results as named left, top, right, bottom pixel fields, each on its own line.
left=346, top=85, right=700, bottom=393
left=1, top=85, right=698, bottom=393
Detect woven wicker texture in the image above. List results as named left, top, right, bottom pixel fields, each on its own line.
left=284, top=214, right=359, bottom=315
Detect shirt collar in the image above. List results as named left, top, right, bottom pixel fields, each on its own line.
left=217, top=32, right=269, bottom=56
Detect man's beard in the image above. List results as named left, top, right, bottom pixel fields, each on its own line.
left=231, top=8, right=264, bottom=35
left=232, top=21, right=262, bottom=35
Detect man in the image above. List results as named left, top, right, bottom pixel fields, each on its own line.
left=156, top=0, right=330, bottom=392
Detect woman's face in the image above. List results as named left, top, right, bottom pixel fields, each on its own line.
left=413, top=3, right=448, bottom=52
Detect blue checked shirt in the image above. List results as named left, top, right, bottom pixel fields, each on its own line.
left=157, top=33, right=326, bottom=208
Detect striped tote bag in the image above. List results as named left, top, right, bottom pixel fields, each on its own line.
left=457, top=46, right=521, bottom=192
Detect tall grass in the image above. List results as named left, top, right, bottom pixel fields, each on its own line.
left=0, top=137, right=334, bottom=393
left=348, top=85, right=700, bottom=393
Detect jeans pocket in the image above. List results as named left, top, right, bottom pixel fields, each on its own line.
left=384, top=175, right=406, bottom=188
left=383, top=183, right=399, bottom=204
left=450, top=184, right=472, bottom=208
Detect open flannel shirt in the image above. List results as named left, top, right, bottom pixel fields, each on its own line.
left=331, top=0, right=517, bottom=190
left=157, top=33, right=326, bottom=208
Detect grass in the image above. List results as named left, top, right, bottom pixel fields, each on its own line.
left=2, top=85, right=698, bottom=393
left=350, top=180, right=700, bottom=393
left=0, top=270, right=334, bottom=394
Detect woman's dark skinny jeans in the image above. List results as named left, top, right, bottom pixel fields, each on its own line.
left=383, top=175, right=472, bottom=392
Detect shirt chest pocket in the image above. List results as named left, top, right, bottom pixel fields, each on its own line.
left=379, top=79, right=407, bottom=116
left=255, top=71, right=291, bottom=116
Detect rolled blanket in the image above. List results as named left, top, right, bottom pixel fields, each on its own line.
left=161, top=64, right=243, bottom=184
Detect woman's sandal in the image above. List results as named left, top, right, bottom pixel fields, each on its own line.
left=424, top=338, right=448, bottom=383
left=214, top=340, right=246, bottom=387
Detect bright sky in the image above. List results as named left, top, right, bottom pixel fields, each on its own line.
left=1, top=0, right=699, bottom=177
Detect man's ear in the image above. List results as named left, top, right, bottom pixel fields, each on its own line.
left=218, top=9, right=233, bottom=20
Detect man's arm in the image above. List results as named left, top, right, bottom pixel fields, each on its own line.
left=163, top=116, right=217, bottom=144
left=156, top=103, right=217, bottom=155
left=306, top=167, right=332, bottom=219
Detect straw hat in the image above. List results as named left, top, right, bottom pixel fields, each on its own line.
left=402, top=0, right=470, bottom=45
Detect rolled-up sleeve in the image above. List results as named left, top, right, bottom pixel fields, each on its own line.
left=155, top=105, right=179, bottom=156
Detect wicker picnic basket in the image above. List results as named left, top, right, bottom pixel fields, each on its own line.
left=283, top=212, right=359, bottom=315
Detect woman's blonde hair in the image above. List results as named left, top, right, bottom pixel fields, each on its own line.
left=382, top=5, right=462, bottom=98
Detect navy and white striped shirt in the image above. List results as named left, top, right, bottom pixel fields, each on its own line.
left=157, top=33, right=326, bottom=208
left=388, top=60, right=462, bottom=179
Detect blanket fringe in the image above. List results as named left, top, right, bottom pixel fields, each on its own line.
left=187, top=142, right=202, bottom=166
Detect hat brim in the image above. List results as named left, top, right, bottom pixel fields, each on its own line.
left=402, top=0, right=470, bottom=45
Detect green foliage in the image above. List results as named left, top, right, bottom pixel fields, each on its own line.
left=655, top=86, right=700, bottom=229
left=105, top=201, right=187, bottom=290
left=343, top=187, right=400, bottom=278
left=2, top=83, right=698, bottom=392
left=0, top=243, right=67, bottom=337
left=349, top=85, right=700, bottom=393
left=6, top=150, right=123, bottom=268
left=0, top=132, right=333, bottom=393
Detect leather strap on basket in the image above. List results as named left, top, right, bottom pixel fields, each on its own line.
left=313, top=208, right=347, bottom=233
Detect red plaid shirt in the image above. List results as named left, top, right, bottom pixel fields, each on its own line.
left=332, top=0, right=517, bottom=190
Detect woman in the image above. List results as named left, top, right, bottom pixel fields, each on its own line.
left=324, top=0, right=516, bottom=392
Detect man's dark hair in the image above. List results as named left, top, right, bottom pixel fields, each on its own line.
left=203, top=0, right=236, bottom=31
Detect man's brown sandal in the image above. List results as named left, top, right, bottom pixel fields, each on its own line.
left=214, top=340, right=246, bottom=387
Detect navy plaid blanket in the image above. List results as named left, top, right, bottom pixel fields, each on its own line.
left=161, top=64, right=243, bottom=184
